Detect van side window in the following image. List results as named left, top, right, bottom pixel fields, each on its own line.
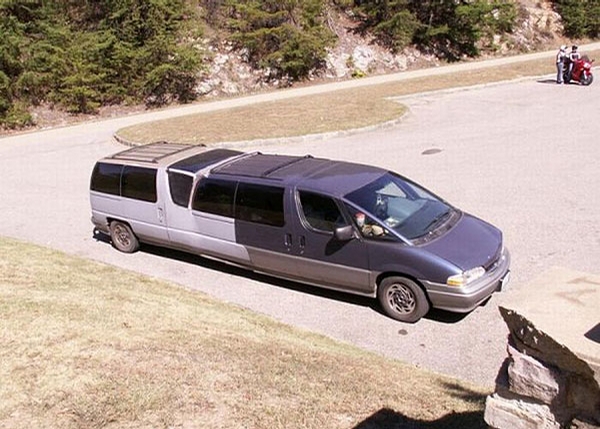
left=121, top=166, right=157, bottom=203
left=299, top=191, right=345, bottom=232
left=168, top=172, right=193, bottom=207
left=192, top=178, right=236, bottom=217
left=90, top=162, right=122, bottom=196
left=235, top=183, right=284, bottom=227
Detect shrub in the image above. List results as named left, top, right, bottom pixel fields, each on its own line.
left=0, top=0, right=205, bottom=126
left=552, top=0, right=600, bottom=38
left=224, top=0, right=335, bottom=81
left=350, top=0, right=516, bottom=60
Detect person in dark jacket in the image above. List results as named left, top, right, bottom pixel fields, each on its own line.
left=566, top=45, right=581, bottom=82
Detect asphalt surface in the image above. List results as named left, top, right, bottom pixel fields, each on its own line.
left=2, top=47, right=600, bottom=388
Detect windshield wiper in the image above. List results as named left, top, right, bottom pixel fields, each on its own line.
left=425, top=209, right=451, bottom=232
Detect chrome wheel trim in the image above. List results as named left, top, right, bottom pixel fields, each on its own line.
left=386, top=283, right=416, bottom=314
left=113, top=224, right=131, bottom=248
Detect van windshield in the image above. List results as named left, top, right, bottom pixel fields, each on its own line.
left=344, top=172, right=454, bottom=240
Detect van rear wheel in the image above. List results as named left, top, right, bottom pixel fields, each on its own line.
left=377, top=276, right=429, bottom=323
left=109, top=221, right=139, bottom=253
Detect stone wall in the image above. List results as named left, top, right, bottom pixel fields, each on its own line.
left=484, top=307, right=600, bottom=428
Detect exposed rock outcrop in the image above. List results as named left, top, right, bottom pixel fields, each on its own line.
left=485, top=268, right=600, bottom=428
left=196, top=1, right=565, bottom=98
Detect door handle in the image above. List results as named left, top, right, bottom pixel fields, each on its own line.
left=157, top=207, right=164, bottom=223
left=299, top=236, right=306, bottom=254
left=284, top=233, right=293, bottom=250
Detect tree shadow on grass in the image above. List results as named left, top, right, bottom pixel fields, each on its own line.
left=353, top=408, right=486, bottom=429
left=355, top=383, right=487, bottom=429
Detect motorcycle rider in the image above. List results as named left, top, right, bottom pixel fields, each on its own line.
left=566, top=45, right=581, bottom=82
left=556, top=45, right=567, bottom=84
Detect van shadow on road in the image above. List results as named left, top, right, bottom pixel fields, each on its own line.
left=93, top=230, right=470, bottom=325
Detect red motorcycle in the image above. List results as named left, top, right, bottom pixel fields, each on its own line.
left=564, top=55, right=594, bottom=85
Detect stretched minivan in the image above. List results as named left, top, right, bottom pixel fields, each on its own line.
left=90, top=142, right=510, bottom=322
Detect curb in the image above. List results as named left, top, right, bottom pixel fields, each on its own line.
left=111, top=41, right=600, bottom=148
left=111, top=74, right=542, bottom=150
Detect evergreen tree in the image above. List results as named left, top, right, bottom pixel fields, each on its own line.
left=413, top=0, right=515, bottom=59
left=351, top=0, right=515, bottom=60
left=0, top=0, right=204, bottom=128
left=552, top=0, right=600, bottom=38
left=223, top=0, right=335, bottom=80
left=353, top=0, right=419, bottom=51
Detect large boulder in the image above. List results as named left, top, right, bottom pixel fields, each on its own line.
left=485, top=268, right=600, bottom=428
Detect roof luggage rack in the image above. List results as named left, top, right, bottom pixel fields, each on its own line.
left=260, top=154, right=313, bottom=177
left=110, top=141, right=201, bottom=163
left=211, top=152, right=314, bottom=179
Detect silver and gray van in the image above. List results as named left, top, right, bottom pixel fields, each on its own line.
left=90, top=142, right=510, bottom=322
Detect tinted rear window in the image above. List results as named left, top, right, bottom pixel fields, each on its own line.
left=90, top=162, right=122, bottom=195
left=169, top=149, right=243, bottom=173
left=192, top=178, right=236, bottom=217
left=121, top=166, right=157, bottom=203
left=168, top=172, right=193, bottom=207
left=235, top=183, right=284, bottom=227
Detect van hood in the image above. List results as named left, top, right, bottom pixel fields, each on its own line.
left=422, top=213, right=502, bottom=271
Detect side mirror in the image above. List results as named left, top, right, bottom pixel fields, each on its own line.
left=334, top=225, right=355, bottom=241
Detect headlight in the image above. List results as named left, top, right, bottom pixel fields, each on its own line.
left=447, top=266, right=485, bottom=287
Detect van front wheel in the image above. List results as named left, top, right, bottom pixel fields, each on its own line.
left=109, top=221, right=139, bottom=253
left=377, top=276, right=429, bottom=323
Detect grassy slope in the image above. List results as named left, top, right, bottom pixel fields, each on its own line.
left=0, top=237, right=489, bottom=428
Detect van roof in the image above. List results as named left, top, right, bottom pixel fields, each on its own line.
left=210, top=152, right=385, bottom=196
left=101, top=142, right=241, bottom=172
left=103, top=143, right=386, bottom=196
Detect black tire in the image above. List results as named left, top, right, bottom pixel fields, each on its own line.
left=581, top=72, right=593, bottom=86
left=377, top=276, right=430, bottom=323
left=109, top=221, right=139, bottom=253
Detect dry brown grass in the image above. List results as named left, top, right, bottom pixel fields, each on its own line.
left=116, top=49, right=600, bottom=145
left=0, top=237, right=489, bottom=429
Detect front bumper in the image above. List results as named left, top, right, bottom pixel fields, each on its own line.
left=423, top=248, right=511, bottom=313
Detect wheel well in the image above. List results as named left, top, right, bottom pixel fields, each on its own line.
left=107, top=218, right=131, bottom=229
left=376, top=272, right=430, bottom=302
left=106, top=218, right=138, bottom=238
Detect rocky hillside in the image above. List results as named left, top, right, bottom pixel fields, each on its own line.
left=18, top=0, right=574, bottom=132
left=198, top=0, right=566, bottom=98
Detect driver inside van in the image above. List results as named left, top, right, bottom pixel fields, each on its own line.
left=355, top=212, right=385, bottom=237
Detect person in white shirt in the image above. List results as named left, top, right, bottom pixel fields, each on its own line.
left=556, top=45, right=567, bottom=84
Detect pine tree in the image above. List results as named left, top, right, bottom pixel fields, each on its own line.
left=223, top=0, right=335, bottom=80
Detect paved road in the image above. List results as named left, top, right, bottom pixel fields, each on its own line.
left=2, top=50, right=600, bottom=388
